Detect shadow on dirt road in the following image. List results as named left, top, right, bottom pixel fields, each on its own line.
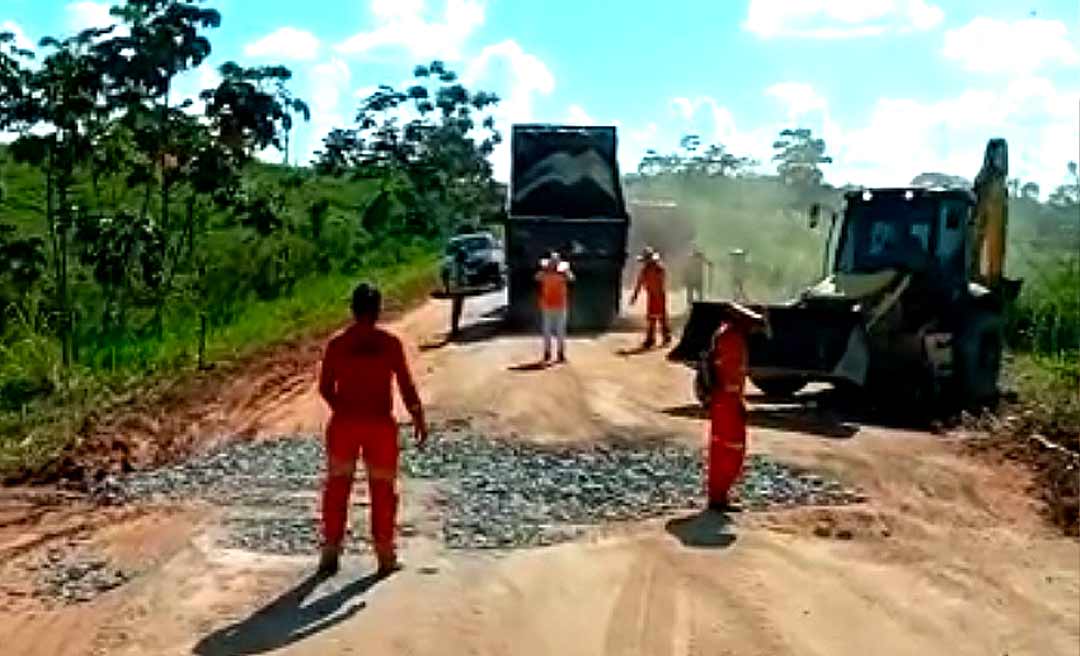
left=192, top=571, right=389, bottom=655
left=665, top=510, right=737, bottom=548
left=661, top=404, right=860, bottom=440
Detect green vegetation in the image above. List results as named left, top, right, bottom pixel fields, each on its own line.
left=0, top=1, right=501, bottom=477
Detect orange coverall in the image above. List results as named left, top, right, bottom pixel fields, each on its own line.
left=707, top=321, right=749, bottom=506
left=318, top=324, right=420, bottom=562
left=633, top=260, right=671, bottom=345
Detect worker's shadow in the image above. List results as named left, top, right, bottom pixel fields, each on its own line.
left=420, top=319, right=504, bottom=351
left=191, top=571, right=389, bottom=655
left=615, top=344, right=654, bottom=357
left=665, top=510, right=737, bottom=549
left=660, top=404, right=859, bottom=440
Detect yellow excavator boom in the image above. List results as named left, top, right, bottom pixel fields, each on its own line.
left=971, top=138, right=1009, bottom=287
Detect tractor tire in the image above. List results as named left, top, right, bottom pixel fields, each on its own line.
left=750, top=376, right=806, bottom=398
left=953, top=311, right=1004, bottom=407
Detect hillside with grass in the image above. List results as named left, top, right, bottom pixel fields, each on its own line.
left=0, top=6, right=502, bottom=478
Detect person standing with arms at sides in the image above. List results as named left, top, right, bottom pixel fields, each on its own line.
left=684, top=247, right=713, bottom=306
left=630, top=246, right=671, bottom=348
left=318, top=283, right=428, bottom=578
left=706, top=302, right=765, bottom=512
left=535, top=251, right=574, bottom=364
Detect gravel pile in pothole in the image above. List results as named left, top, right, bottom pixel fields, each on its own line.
left=111, top=431, right=865, bottom=553
left=404, top=436, right=865, bottom=548
left=30, top=546, right=131, bottom=606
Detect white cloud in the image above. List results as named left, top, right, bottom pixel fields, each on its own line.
left=664, top=78, right=1078, bottom=195
left=335, top=0, right=484, bottom=61
left=304, top=58, right=352, bottom=162
left=765, top=82, right=828, bottom=119
left=744, top=0, right=943, bottom=39
left=566, top=104, right=595, bottom=125
left=943, top=17, right=1079, bottom=76
left=829, top=77, right=1079, bottom=193
left=1, top=20, right=34, bottom=51
left=173, top=64, right=223, bottom=115
left=244, top=27, right=321, bottom=62
left=66, top=1, right=115, bottom=33
left=465, top=39, right=556, bottom=180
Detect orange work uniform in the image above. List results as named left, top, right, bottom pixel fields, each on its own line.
left=707, top=321, right=748, bottom=506
left=633, top=260, right=671, bottom=345
left=318, top=324, right=420, bottom=561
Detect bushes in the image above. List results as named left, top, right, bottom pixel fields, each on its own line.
left=1006, top=255, right=1079, bottom=359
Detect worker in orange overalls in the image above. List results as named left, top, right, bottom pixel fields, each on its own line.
left=630, top=246, right=671, bottom=348
left=707, top=301, right=765, bottom=512
left=318, top=283, right=428, bottom=577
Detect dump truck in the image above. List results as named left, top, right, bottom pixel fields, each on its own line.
left=504, top=125, right=630, bottom=331
left=669, top=138, right=1020, bottom=408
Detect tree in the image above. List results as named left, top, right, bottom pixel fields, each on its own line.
left=1021, top=181, right=1041, bottom=200
left=772, top=128, right=832, bottom=187
left=10, top=28, right=112, bottom=365
left=636, top=135, right=754, bottom=178
left=1048, top=161, right=1079, bottom=208
left=314, top=60, right=502, bottom=239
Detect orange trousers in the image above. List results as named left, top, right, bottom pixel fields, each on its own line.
left=707, top=395, right=747, bottom=504
left=644, top=295, right=670, bottom=345
left=321, top=416, right=399, bottom=558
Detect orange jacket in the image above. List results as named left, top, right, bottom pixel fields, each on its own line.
left=536, top=269, right=571, bottom=311
left=634, top=261, right=668, bottom=314
left=711, top=322, right=748, bottom=399
left=319, top=324, right=420, bottom=421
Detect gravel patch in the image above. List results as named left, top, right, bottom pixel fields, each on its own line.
left=108, top=430, right=865, bottom=553
left=29, top=546, right=131, bottom=606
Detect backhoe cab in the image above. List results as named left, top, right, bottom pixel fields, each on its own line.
left=670, top=138, right=1020, bottom=409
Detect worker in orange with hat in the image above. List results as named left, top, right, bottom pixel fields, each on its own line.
left=317, top=282, right=428, bottom=577
left=535, top=251, right=574, bottom=363
left=707, top=301, right=766, bottom=511
left=630, top=246, right=671, bottom=348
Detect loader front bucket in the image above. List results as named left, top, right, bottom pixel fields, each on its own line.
left=668, top=301, right=870, bottom=387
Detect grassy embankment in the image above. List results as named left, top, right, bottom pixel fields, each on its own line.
left=0, top=157, right=437, bottom=478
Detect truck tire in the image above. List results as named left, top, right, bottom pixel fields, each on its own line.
left=750, top=376, right=806, bottom=398
left=954, top=311, right=1004, bottom=406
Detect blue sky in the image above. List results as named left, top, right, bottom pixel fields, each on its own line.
left=3, top=0, right=1078, bottom=193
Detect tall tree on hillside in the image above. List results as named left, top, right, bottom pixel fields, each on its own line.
left=10, top=28, right=112, bottom=365
left=315, top=60, right=502, bottom=238
left=0, top=31, right=33, bottom=132
left=772, top=128, right=832, bottom=187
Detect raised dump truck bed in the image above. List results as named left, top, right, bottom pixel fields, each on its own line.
left=505, top=124, right=630, bottom=331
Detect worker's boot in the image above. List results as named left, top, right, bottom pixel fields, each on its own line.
left=375, top=548, right=400, bottom=579
left=317, top=544, right=341, bottom=577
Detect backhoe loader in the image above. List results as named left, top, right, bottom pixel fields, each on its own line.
left=669, top=138, right=1020, bottom=408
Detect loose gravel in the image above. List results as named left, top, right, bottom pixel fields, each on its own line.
left=29, top=546, right=131, bottom=606
left=108, top=430, right=865, bottom=554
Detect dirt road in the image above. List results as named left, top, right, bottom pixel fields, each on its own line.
left=2, top=292, right=1078, bottom=656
